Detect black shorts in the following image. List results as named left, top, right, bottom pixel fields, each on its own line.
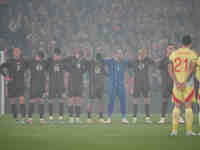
left=160, top=80, right=173, bottom=98
left=161, top=87, right=172, bottom=98
left=7, top=85, right=24, bottom=98
left=89, top=87, right=104, bottom=99
left=30, top=88, right=45, bottom=99
left=68, top=89, right=82, bottom=97
left=29, top=78, right=46, bottom=98
left=68, top=86, right=83, bottom=97
left=133, top=82, right=150, bottom=98
left=49, top=87, right=64, bottom=98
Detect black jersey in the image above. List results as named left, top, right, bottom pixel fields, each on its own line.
left=86, top=59, right=106, bottom=99
left=158, top=56, right=173, bottom=97
left=64, top=56, right=87, bottom=97
left=27, top=59, right=48, bottom=98
left=134, top=57, right=154, bottom=85
left=47, top=58, right=66, bottom=98
left=0, top=58, right=28, bottom=97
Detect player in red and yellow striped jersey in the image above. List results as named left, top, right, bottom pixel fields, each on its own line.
left=168, top=35, right=197, bottom=136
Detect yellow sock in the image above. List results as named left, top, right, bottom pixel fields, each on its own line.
left=185, top=108, right=193, bottom=132
left=172, top=107, right=180, bottom=132
left=198, top=112, right=200, bottom=124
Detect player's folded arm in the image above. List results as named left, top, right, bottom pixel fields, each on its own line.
left=168, top=62, right=176, bottom=83
left=103, top=58, right=112, bottom=64
left=0, top=62, right=10, bottom=77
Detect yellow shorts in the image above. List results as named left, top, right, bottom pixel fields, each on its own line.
left=172, top=85, right=195, bottom=104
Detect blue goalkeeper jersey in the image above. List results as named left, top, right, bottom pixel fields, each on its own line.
left=104, top=58, right=130, bottom=90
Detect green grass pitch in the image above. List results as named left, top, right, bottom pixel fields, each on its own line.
left=0, top=114, right=200, bottom=150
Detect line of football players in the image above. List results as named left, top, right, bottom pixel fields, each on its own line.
left=1, top=41, right=200, bottom=128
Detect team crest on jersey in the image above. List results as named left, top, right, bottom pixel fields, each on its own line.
left=95, top=65, right=101, bottom=74
left=16, top=62, right=21, bottom=71
left=138, top=63, right=145, bottom=70
left=54, top=64, right=60, bottom=72
left=77, top=63, right=81, bottom=69
left=36, top=64, right=43, bottom=71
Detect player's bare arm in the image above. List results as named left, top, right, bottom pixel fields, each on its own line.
left=168, top=63, right=182, bottom=90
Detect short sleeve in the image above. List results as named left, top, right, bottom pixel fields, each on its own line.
left=196, top=57, right=200, bottom=66
left=191, top=52, right=198, bottom=64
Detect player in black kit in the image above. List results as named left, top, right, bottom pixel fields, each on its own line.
left=132, top=48, right=155, bottom=124
left=47, top=48, right=66, bottom=122
left=86, top=52, right=106, bottom=123
left=65, top=49, right=87, bottom=124
left=0, top=48, right=28, bottom=123
left=26, top=51, right=48, bottom=124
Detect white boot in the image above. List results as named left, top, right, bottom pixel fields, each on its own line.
left=170, top=131, right=177, bottom=136
left=75, top=118, right=82, bottom=124
left=121, top=118, right=129, bottom=124
left=132, top=117, right=137, bottom=124
left=145, top=117, right=152, bottom=124
left=179, top=117, right=185, bottom=124
left=49, top=116, right=54, bottom=120
left=69, top=117, right=74, bottom=124
left=104, top=118, right=112, bottom=124
left=158, top=118, right=166, bottom=124
left=98, top=118, right=105, bottom=123
left=186, top=131, right=196, bottom=136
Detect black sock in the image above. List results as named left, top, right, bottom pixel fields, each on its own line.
left=99, top=112, right=103, bottom=119
left=49, top=104, right=53, bottom=116
left=161, top=101, right=168, bottom=118
left=133, top=104, right=138, bottom=118
left=28, top=103, right=34, bottom=118
left=68, top=105, right=74, bottom=117
left=88, top=112, right=91, bottom=119
left=59, top=103, right=64, bottom=117
left=75, top=105, right=81, bottom=118
left=20, top=104, right=26, bottom=119
left=192, top=103, right=197, bottom=113
left=145, top=104, right=150, bottom=117
left=39, top=104, right=44, bottom=119
left=11, top=104, right=17, bottom=119
left=165, top=101, right=169, bottom=116
left=198, top=104, right=200, bottom=113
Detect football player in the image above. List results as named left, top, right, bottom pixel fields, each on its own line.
left=157, top=44, right=174, bottom=124
left=47, top=48, right=66, bottom=123
left=26, top=51, right=48, bottom=124
left=104, top=49, right=132, bottom=124
left=0, top=48, right=28, bottom=123
left=132, top=48, right=155, bottom=124
left=169, top=35, right=197, bottom=136
left=86, top=51, right=106, bottom=123
left=65, top=49, right=87, bottom=124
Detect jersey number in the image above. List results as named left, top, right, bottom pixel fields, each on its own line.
left=36, top=65, right=43, bottom=71
left=17, top=64, right=21, bottom=71
left=174, top=57, right=189, bottom=72
left=54, top=65, right=60, bottom=72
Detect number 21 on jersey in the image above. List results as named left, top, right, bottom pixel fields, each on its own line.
left=174, top=57, right=189, bottom=72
